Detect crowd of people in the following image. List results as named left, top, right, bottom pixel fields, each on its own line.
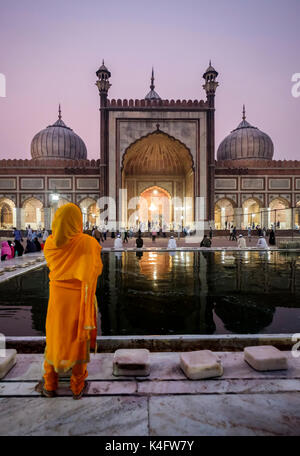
left=0, top=225, right=49, bottom=261
left=227, top=224, right=276, bottom=248
left=1, top=220, right=278, bottom=262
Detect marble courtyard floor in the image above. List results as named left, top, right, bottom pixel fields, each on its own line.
left=1, top=351, right=300, bottom=436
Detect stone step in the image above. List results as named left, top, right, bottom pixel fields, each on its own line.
left=113, top=349, right=150, bottom=376
left=244, top=345, right=288, bottom=371
left=180, top=350, right=223, bottom=380
left=0, top=349, right=17, bottom=380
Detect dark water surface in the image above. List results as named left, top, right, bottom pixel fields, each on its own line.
left=0, top=251, right=300, bottom=336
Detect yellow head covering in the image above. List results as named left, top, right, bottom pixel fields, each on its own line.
left=51, top=203, right=82, bottom=248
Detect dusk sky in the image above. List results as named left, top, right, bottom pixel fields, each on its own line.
left=0, top=0, right=299, bottom=160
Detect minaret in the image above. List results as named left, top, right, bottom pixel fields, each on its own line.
left=96, top=60, right=112, bottom=107
left=145, top=67, right=161, bottom=100
left=202, top=60, right=219, bottom=108
left=96, top=60, right=111, bottom=198
left=202, top=61, right=219, bottom=226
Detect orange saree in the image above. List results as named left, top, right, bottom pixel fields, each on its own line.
left=43, top=203, right=103, bottom=373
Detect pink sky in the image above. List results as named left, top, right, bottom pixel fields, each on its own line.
left=0, top=0, right=299, bottom=160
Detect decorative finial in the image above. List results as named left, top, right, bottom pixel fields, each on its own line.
left=58, top=104, right=62, bottom=120
left=150, top=67, right=155, bottom=91
left=242, top=104, right=246, bottom=121
left=209, top=59, right=211, bottom=67
left=156, top=123, right=160, bottom=131
left=102, top=59, right=104, bottom=65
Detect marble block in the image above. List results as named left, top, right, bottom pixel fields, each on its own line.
left=0, top=349, right=17, bottom=380
left=113, top=349, right=150, bottom=376
left=180, top=350, right=223, bottom=380
left=244, top=346, right=288, bottom=371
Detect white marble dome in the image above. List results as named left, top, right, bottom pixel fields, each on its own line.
left=31, top=107, right=87, bottom=160
left=217, top=108, right=274, bottom=161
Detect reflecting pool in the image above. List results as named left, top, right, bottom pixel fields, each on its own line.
left=0, top=250, right=300, bottom=336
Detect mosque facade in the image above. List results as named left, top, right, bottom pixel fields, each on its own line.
left=0, top=62, right=300, bottom=232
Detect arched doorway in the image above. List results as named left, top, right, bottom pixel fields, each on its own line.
left=0, top=203, right=12, bottom=227
left=214, top=198, right=235, bottom=229
left=242, top=198, right=262, bottom=228
left=79, top=198, right=99, bottom=228
left=138, top=186, right=171, bottom=231
left=22, top=197, right=44, bottom=230
left=296, top=201, right=300, bottom=229
left=122, top=131, right=194, bottom=230
left=269, top=197, right=291, bottom=229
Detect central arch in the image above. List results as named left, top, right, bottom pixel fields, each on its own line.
left=121, top=130, right=194, bottom=230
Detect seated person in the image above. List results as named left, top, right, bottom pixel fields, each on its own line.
left=237, top=234, right=246, bottom=248
left=14, top=239, right=24, bottom=257
left=33, top=238, right=42, bottom=252
left=200, top=235, right=212, bottom=248
left=256, top=236, right=269, bottom=249
left=167, top=236, right=177, bottom=249
left=136, top=236, right=143, bottom=248
left=1, top=241, right=14, bottom=260
left=25, top=239, right=37, bottom=254
left=114, top=234, right=123, bottom=249
left=7, top=241, right=15, bottom=258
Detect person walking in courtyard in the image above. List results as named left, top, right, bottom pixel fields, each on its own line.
left=42, top=228, right=49, bottom=243
left=247, top=226, right=252, bottom=243
left=26, top=225, right=33, bottom=241
left=231, top=226, right=237, bottom=241
left=209, top=226, right=213, bottom=240
left=136, top=234, right=143, bottom=248
left=151, top=229, right=157, bottom=242
left=269, top=228, right=276, bottom=246
left=35, top=203, right=103, bottom=399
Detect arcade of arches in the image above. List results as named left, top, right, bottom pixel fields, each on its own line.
left=0, top=196, right=101, bottom=230
left=121, top=131, right=194, bottom=230
left=214, top=197, right=298, bottom=230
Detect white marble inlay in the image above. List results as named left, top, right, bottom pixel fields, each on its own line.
left=149, top=393, right=300, bottom=436
left=0, top=396, right=148, bottom=436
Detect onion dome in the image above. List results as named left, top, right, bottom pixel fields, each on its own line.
left=31, top=105, right=87, bottom=160
left=145, top=68, right=161, bottom=100
left=217, top=106, right=274, bottom=161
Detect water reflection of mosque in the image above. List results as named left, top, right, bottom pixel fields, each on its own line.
left=0, top=251, right=299, bottom=336
left=99, top=251, right=300, bottom=336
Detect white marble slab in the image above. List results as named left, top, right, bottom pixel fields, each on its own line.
left=0, top=252, right=46, bottom=284
left=149, top=393, right=300, bottom=436
left=0, top=396, right=148, bottom=436
left=138, top=379, right=300, bottom=395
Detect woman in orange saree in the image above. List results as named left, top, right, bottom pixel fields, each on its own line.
left=36, top=203, right=103, bottom=399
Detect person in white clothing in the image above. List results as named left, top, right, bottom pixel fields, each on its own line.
left=256, top=236, right=269, bottom=249
left=114, top=234, right=123, bottom=249
left=167, top=236, right=177, bottom=249
left=237, top=234, right=246, bottom=248
left=42, top=229, right=49, bottom=243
